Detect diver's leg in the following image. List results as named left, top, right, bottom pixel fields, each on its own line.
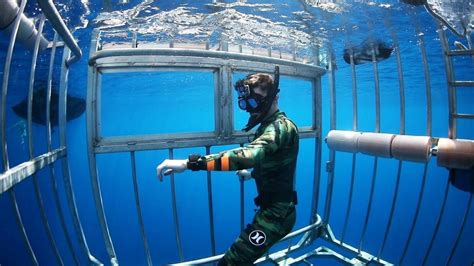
left=218, top=202, right=296, bottom=265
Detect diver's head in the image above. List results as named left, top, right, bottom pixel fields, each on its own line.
left=235, top=66, right=280, bottom=131
left=235, top=73, right=278, bottom=114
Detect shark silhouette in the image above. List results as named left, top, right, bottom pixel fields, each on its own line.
left=12, top=87, right=86, bottom=127
left=343, top=39, right=393, bottom=65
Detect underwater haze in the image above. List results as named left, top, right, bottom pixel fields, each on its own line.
left=0, top=0, right=473, bottom=265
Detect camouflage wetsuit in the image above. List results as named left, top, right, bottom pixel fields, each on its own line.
left=190, top=111, right=299, bottom=265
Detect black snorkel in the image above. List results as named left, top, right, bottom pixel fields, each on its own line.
left=242, top=66, right=280, bottom=132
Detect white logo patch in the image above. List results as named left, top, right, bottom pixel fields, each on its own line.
left=248, top=230, right=266, bottom=246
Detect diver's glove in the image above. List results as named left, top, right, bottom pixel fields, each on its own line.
left=236, top=169, right=252, bottom=182
left=156, top=159, right=188, bottom=181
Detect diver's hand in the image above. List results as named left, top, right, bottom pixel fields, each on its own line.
left=156, top=159, right=188, bottom=181
left=236, top=169, right=252, bottom=182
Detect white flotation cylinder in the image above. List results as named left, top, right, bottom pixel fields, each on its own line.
left=357, top=132, right=395, bottom=158
left=326, top=130, right=361, bottom=153
left=437, top=138, right=474, bottom=170
left=391, top=135, right=432, bottom=162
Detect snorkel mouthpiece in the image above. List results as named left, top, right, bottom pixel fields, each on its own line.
left=236, top=65, right=280, bottom=132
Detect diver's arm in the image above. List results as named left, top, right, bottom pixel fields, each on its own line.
left=188, top=122, right=280, bottom=172
left=156, top=123, right=280, bottom=180
left=156, top=158, right=253, bottom=181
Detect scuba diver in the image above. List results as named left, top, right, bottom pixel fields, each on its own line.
left=156, top=66, right=299, bottom=265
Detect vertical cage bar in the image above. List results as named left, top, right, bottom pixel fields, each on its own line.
left=376, top=161, right=402, bottom=260
left=215, top=68, right=223, bottom=137
left=421, top=179, right=451, bottom=265
left=350, top=51, right=359, bottom=132
left=446, top=194, right=472, bottom=265
left=9, top=190, right=38, bottom=265
left=85, top=35, right=118, bottom=264
left=86, top=121, right=118, bottom=264
left=419, top=27, right=432, bottom=137
left=438, top=24, right=457, bottom=139
left=309, top=46, right=321, bottom=224
left=27, top=15, right=64, bottom=266
left=239, top=143, right=245, bottom=232
left=46, top=34, right=58, bottom=157
left=130, top=151, right=153, bottom=266
left=169, top=148, right=184, bottom=261
left=323, top=50, right=336, bottom=223
left=310, top=73, right=323, bottom=224
left=61, top=47, right=102, bottom=265
left=1, top=0, right=37, bottom=264
left=340, top=50, right=358, bottom=244
left=396, top=42, right=406, bottom=136
left=27, top=15, right=45, bottom=160
left=46, top=32, right=80, bottom=265
left=372, top=45, right=381, bottom=133
left=205, top=146, right=216, bottom=256
left=395, top=24, right=429, bottom=263
left=377, top=14, right=409, bottom=259
left=358, top=45, right=381, bottom=252
left=358, top=157, right=378, bottom=253
left=398, top=21, right=439, bottom=265
left=1, top=0, right=29, bottom=172
left=396, top=19, right=433, bottom=263
left=398, top=164, right=429, bottom=265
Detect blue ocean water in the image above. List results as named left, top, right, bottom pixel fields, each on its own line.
left=0, top=0, right=473, bottom=265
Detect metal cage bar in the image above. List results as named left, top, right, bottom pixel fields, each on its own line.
left=239, top=143, right=245, bottom=232
left=130, top=151, right=153, bottom=266
left=376, top=14, right=409, bottom=260
left=1, top=1, right=37, bottom=264
left=205, top=146, right=217, bottom=256
left=358, top=45, right=382, bottom=252
left=85, top=101, right=118, bottom=265
left=309, top=46, right=322, bottom=223
left=323, top=50, right=336, bottom=224
left=320, top=224, right=393, bottom=265
left=310, top=72, right=323, bottom=225
left=419, top=27, right=433, bottom=137
left=446, top=194, right=473, bottom=265
left=60, top=47, right=102, bottom=265
left=0, top=0, right=28, bottom=173
left=398, top=163, right=429, bottom=265
left=37, top=0, right=82, bottom=65
left=421, top=179, right=451, bottom=265
left=169, top=148, right=184, bottom=261
left=10, top=190, right=38, bottom=265
left=340, top=50, right=358, bottom=245
left=27, top=15, right=64, bottom=266
left=438, top=25, right=457, bottom=139
left=85, top=31, right=118, bottom=265
left=390, top=16, right=433, bottom=263
left=45, top=32, right=80, bottom=265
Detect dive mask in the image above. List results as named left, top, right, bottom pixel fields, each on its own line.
left=236, top=84, right=265, bottom=112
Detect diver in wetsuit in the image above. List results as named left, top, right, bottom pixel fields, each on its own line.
left=156, top=66, right=299, bottom=265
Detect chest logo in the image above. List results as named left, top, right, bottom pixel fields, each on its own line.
left=249, top=230, right=266, bottom=246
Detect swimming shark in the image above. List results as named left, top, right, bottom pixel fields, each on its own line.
left=343, top=39, right=393, bottom=65
left=12, top=87, right=86, bottom=127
